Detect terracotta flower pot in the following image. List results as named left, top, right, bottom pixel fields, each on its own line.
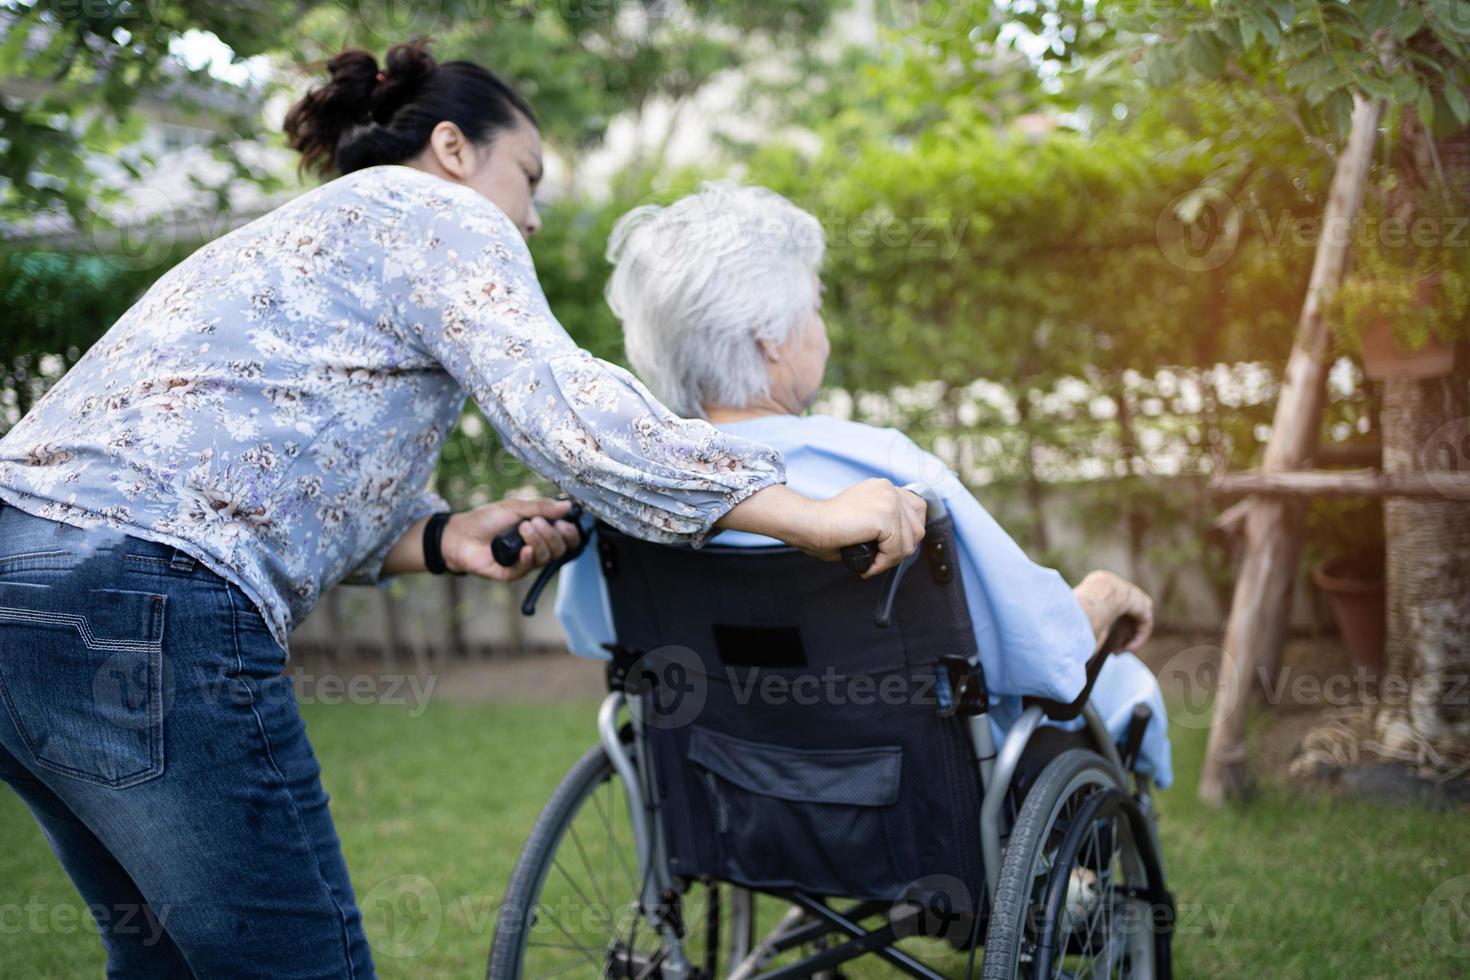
left=1311, top=555, right=1386, bottom=676
left=1358, top=273, right=1459, bottom=380
left=1359, top=318, right=1458, bottom=380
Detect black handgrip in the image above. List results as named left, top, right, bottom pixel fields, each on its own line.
left=492, top=503, right=585, bottom=567
left=841, top=540, right=879, bottom=575
left=840, top=539, right=921, bottom=627
left=1102, top=613, right=1138, bottom=655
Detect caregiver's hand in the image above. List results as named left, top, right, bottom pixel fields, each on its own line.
left=715, top=480, right=927, bottom=579
left=1074, top=570, right=1154, bottom=654
left=445, top=499, right=583, bottom=580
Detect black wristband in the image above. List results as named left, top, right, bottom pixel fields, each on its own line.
left=422, top=511, right=458, bottom=575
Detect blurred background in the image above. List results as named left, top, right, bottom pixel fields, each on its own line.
left=2, top=1, right=1469, bottom=976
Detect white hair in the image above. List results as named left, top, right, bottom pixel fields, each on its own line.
left=604, top=180, right=826, bottom=419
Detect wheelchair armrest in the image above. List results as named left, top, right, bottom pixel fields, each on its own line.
left=1021, top=615, right=1138, bottom=723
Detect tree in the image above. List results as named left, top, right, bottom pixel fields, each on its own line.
left=1104, top=0, right=1470, bottom=800
left=0, top=0, right=300, bottom=224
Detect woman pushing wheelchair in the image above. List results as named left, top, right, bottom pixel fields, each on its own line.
left=0, top=41, right=925, bottom=978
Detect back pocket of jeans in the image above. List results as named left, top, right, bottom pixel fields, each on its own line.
left=0, top=582, right=166, bottom=788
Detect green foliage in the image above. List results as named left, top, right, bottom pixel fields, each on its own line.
left=2, top=0, right=846, bottom=222
left=0, top=0, right=299, bottom=222
left=0, top=248, right=181, bottom=425
left=282, top=0, right=846, bottom=162
left=1108, top=0, right=1470, bottom=140
left=1327, top=183, right=1470, bottom=354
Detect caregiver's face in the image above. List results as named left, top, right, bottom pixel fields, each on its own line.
left=465, top=114, right=544, bottom=239
left=418, top=113, right=544, bottom=239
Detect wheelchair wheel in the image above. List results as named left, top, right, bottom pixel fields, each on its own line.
left=488, top=739, right=755, bottom=979
left=982, top=749, right=1170, bottom=979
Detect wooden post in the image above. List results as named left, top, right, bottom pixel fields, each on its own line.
left=1199, top=94, right=1385, bottom=805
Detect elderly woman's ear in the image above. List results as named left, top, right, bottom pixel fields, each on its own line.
left=757, top=336, right=783, bottom=363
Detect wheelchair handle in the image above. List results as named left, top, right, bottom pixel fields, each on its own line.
left=840, top=541, right=879, bottom=575
left=1102, top=613, right=1139, bottom=654
left=838, top=484, right=944, bottom=578
left=841, top=484, right=947, bottom=628
left=1021, top=613, right=1140, bottom=723
left=491, top=502, right=586, bottom=567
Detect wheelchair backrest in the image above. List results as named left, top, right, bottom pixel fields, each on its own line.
left=596, top=513, right=978, bottom=676
left=596, top=514, right=989, bottom=906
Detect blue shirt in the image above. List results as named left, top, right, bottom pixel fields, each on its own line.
left=0, top=166, right=784, bottom=654
left=555, top=413, right=1173, bottom=788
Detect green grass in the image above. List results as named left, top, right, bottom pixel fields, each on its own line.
left=2, top=697, right=1468, bottom=978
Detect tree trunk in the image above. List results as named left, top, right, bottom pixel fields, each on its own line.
left=1375, top=362, right=1470, bottom=754
left=1369, top=96, right=1470, bottom=760
left=1200, top=94, right=1384, bottom=805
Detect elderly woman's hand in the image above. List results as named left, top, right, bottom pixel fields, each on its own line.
left=1073, top=570, right=1154, bottom=653
left=443, top=498, right=584, bottom=581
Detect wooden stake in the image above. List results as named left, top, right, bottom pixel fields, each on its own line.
left=1212, top=468, right=1456, bottom=498
left=1199, top=94, right=1385, bottom=805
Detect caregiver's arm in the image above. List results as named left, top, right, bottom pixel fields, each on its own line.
left=714, top=480, right=926, bottom=577
left=390, top=183, right=919, bottom=577
left=1073, top=570, right=1154, bottom=654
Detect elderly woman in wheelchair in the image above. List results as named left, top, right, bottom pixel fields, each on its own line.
left=488, top=183, right=1175, bottom=979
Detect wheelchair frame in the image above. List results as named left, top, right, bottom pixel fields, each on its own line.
left=491, top=484, right=1169, bottom=978
left=592, top=670, right=1158, bottom=980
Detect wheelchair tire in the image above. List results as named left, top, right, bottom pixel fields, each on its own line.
left=488, top=740, right=755, bottom=979
left=982, top=749, right=1170, bottom=979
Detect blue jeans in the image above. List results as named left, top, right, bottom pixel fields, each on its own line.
left=0, top=502, right=375, bottom=978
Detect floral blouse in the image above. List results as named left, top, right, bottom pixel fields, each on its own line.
left=0, top=165, right=784, bottom=654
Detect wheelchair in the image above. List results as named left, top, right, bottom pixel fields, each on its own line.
left=487, top=488, right=1173, bottom=979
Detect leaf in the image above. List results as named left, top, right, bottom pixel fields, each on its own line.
left=1325, top=88, right=1354, bottom=137
left=1418, top=85, right=1437, bottom=128
left=1185, top=30, right=1226, bottom=78
left=1354, top=73, right=1397, bottom=101
left=1144, top=44, right=1180, bottom=88
left=1393, top=6, right=1426, bottom=40
left=1359, top=0, right=1402, bottom=34
left=1284, top=55, right=1338, bottom=93
left=1445, top=82, right=1470, bottom=126
left=1265, top=1, right=1296, bottom=27
left=1247, top=8, right=1281, bottom=47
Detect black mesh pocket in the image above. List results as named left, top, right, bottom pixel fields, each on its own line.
left=683, top=727, right=911, bottom=898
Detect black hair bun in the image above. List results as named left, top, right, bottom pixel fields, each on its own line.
left=283, top=37, right=534, bottom=179
left=284, top=40, right=437, bottom=177
left=371, top=40, right=436, bottom=123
